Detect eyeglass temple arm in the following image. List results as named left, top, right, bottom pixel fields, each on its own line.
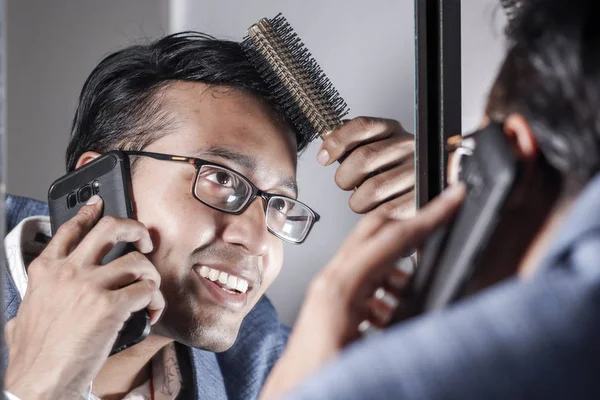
left=123, top=151, right=196, bottom=164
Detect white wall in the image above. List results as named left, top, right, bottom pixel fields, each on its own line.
left=461, top=0, right=508, bottom=131
left=6, top=0, right=168, bottom=200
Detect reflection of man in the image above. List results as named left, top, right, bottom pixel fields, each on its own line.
left=261, top=0, right=600, bottom=398
left=2, top=34, right=415, bottom=399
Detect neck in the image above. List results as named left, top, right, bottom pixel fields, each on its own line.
left=518, top=194, right=576, bottom=278
left=92, top=334, right=173, bottom=400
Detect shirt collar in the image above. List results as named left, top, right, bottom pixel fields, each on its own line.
left=540, top=173, right=600, bottom=269
left=4, top=215, right=51, bottom=300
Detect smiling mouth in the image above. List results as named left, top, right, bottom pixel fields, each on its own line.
left=196, top=265, right=250, bottom=295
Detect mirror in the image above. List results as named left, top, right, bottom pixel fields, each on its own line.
left=6, top=0, right=415, bottom=326
left=461, top=0, right=508, bottom=134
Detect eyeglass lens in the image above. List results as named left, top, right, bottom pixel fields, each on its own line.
left=194, top=164, right=313, bottom=242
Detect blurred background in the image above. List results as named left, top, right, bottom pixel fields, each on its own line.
left=6, top=0, right=505, bottom=326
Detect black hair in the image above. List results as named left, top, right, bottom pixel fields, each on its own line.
left=487, top=0, right=600, bottom=187
left=66, top=32, right=310, bottom=172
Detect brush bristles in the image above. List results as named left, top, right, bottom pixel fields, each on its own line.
left=242, top=13, right=350, bottom=142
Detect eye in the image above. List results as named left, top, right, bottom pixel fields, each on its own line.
left=205, top=171, right=236, bottom=188
left=271, top=198, right=291, bottom=214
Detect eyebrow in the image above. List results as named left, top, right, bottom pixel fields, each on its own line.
left=193, top=145, right=299, bottom=197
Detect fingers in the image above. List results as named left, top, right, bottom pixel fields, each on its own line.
left=43, top=195, right=104, bottom=258
left=348, top=163, right=415, bottom=214
left=113, top=279, right=166, bottom=325
left=386, top=266, right=412, bottom=292
left=368, top=290, right=398, bottom=326
left=327, top=184, right=465, bottom=299
left=372, top=190, right=416, bottom=220
left=94, top=251, right=161, bottom=291
left=334, top=136, right=414, bottom=190
left=70, top=216, right=153, bottom=265
left=320, top=116, right=416, bottom=220
left=391, top=183, right=466, bottom=249
left=318, top=117, right=405, bottom=166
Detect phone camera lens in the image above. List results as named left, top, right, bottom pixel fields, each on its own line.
left=77, top=185, right=93, bottom=203
left=67, top=192, right=77, bottom=209
left=92, top=180, right=100, bottom=195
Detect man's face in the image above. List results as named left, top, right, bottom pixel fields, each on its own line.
left=131, top=82, right=297, bottom=351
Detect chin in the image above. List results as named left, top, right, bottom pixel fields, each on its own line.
left=185, top=323, right=240, bottom=352
left=155, top=312, right=243, bottom=352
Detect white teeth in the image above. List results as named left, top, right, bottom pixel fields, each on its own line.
left=208, top=269, right=219, bottom=281
left=199, top=266, right=210, bottom=278
left=236, top=279, right=248, bottom=293
left=227, top=275, right=238, bottom=290
left=197, top=266, right=249, bottom=294
left=218, top=271, right=228, bottom=284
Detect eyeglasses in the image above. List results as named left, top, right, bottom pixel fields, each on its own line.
left=123, top=150, right=320, bottom=244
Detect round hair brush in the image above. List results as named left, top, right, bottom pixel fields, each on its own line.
left=241, top=13, right=350, bottom=143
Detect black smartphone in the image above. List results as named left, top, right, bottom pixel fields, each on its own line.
left=48, top=151, right=151, bottom=355
left=404, top=122, right=524, bottom=314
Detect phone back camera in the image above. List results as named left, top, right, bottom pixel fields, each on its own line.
left=67, top=192, right=77, bottom=209
left=92, top=180, right=100, bottom=195
left=77, top=184, right=93, bottom=203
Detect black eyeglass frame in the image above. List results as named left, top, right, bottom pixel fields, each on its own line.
left=122, top=150, right=321, bottom=244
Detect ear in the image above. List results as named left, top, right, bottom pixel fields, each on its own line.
left=503, top=114, right=539, bottom=160
left=75, top=151, right=102, bottom=169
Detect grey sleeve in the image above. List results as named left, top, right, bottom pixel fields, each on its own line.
left=282, top=235, right=600, bottom=400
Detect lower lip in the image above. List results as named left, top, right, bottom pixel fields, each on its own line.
left=193, top=269, right=249, bottom=309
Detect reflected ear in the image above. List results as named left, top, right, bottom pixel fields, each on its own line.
left=75, top=151, right=102, bottom=169
left=504, top=114, right=538, bottom=160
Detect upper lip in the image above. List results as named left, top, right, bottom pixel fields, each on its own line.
left=193, top=263, right=259, bottom=289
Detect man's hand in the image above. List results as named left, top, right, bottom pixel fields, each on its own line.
left=260, top=184, right=466, bottom=400
left=318, top=117, right=416, bottom=218
left=4, top=196, right=165, bottom=400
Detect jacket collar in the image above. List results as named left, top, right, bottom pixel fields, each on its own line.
left=540, top=173, right=600, bottom=269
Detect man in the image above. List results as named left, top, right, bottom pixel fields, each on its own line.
left=258, top=0, right=600, bottom=398
left=2, top=33, right=416, bottom=399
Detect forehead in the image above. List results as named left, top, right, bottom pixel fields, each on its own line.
left=153, top=81, right=298, bottom=178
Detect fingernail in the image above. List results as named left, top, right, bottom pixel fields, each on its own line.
left=150, top=311, right=161, bottom=325
left=441, top=183, right=466, bottom=199
left=86, top=195, right=101, bottom=205
left=317, top=149, right=330, bottom=166
left=141, top=239, right=154, bottom=254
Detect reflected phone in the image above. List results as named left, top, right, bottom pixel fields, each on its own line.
left=48, top=151, right=150, bottom=355
left=403, top=122, right=524, bottom=315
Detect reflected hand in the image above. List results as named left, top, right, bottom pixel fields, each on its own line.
left=318, top=116, right=416, bottom=219
left=4, top=197, right=164, bottom=400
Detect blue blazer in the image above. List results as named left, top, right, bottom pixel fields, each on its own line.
left=283, top=174, right=600, bottom=400
left=2, top=195, right=289, bottom=400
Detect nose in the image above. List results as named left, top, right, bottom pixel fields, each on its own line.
left=221, top=197, right=270, bottom=256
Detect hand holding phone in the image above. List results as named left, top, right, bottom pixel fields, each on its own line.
left=5, top=190, right=165, bottom=399
left=401, top=122, right=523, bottom=316
left=47, top=151, right=155, bottom=354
